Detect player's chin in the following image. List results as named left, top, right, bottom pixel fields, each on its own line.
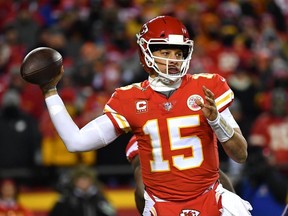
left=161, top=76, right=181, bottom=85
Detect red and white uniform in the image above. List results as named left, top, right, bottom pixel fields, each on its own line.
left=125, top=135, right=251, bottom=216
left=104, top=73, right=233, bottom=201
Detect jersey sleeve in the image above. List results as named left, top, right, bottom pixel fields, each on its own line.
left=125, top=135, right=139, bottom=163
left=103, top=83, right=147, bottom=134
left=103, top=88, right=131, bottom=134
left=211, top=74, right=234, bottom=112
left=191, top=73, right=234, bottom=112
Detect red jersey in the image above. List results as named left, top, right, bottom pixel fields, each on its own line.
left=249, top=113, right=288, bottom=167
left=125, top=135, right=138, bottom=163
left=104, top=73, right=234, bottom=201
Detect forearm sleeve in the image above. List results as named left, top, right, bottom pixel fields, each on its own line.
left=45, top=94, right=119, bottom=152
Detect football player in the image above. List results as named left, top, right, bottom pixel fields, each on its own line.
left=41, top=16, right=252, bottom=215
left=125, top=135, right=236, bottom=214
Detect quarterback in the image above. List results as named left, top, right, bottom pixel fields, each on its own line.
left=41, top=16, right=252, bottom=215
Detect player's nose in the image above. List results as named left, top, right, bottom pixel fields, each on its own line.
left=168, top=52, right=178, bottom=59
left=168, top=54, right=180, bottom=65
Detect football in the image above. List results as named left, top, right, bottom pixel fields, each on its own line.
left=20, top=47, right=63, bottom=85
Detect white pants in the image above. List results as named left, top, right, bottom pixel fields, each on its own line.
left=216, top=183, right=252, bottom=216
left=142, top=183, right=252, bottom=216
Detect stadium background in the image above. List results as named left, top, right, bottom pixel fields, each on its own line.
left=0, top=0, right=287, bottom=215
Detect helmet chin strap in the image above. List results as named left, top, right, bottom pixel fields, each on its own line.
left=159, top=74, right=180, bottom=85
left=149, top=75, right=182, bottom=92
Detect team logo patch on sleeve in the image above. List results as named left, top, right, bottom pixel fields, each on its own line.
left=136, top=100, right=148, bottom=113
left=180, top=209, right=200, bottom=216
left=187, top=95, right=203, bottom=111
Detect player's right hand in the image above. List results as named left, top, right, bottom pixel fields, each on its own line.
left=40, top=66, right=64, bottom=96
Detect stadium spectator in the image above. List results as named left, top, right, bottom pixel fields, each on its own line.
left=49, top=165, right=116, bottom=216
left=0, top=178, right=34, bottom=216
left=249, top=87, right=288, bottom=175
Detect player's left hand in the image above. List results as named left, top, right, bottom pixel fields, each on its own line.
left=195, top=86, right=218, bottom=121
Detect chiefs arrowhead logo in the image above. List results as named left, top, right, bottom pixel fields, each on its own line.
left=187, top=94, right=203, bottom=111
left=180, top=209, right=200, bottom=216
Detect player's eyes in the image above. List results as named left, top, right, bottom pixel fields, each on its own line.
left=159, top=50, right=183, bottom=59
left=160, top=51, right=169, bottom=56
left=175, top=52, right=184, bottom=58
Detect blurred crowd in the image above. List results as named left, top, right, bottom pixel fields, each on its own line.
left=0, top=0, right=288, bottom=215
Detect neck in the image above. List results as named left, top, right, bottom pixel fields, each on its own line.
left=148, top=76, right=182, bottom=92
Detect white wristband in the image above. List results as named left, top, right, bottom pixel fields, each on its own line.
left=207, top=112, right=235, bottom=142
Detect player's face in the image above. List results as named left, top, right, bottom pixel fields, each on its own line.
left=151, top=48, right=184, bottom=77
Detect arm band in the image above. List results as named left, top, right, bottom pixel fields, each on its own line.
left=207, top=112, right=235, bottom=143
